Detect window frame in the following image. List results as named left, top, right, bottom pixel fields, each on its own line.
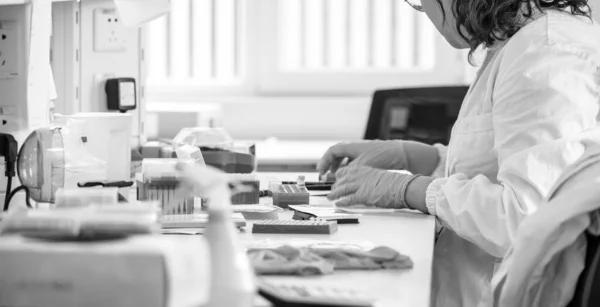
left=255, top=0, right=467, bottom=96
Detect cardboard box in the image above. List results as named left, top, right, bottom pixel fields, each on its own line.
left=0, top=235, right=210, bottom=307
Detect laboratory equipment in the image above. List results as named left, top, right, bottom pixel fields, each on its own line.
left=320, top=172, right=336, bottom=183
left=289, top=205, right=361, bottom=224
left=160, top=212, right=246, bottom=229
left=139, top=140, right=167, bottom=158
left=175, top=143, right=205, bottom=165
left=173, top=162, right=255, bottom=307
left=54, top=113, right=132, bottom=182
left=252, top=219, right=338, bottom=234
left=173, top=127, right=232, bottom=149
left=16, top=122, right=107, bottom=205
left=54, top=187, right=119, bottom=208
left=296, top=175, right=306, bottom=187
left=0, top=235, right=210, bottom=307
left=282, top=181, right=333, bottom=191
left=231, top=204, right=280, bottom=220
left=228, top=173, right=260, bottom=204
left=136, top=159, right=195, bottom=215
left=257, top=280, right=374, bottom=307
left=1, top=202, right=160, bottom=240
left=77, top=180, right=133, bottom=188
left=105, top=77, right=137, bottom=112
left=172, top=127, right=256, bottom=173
left=271, top=183, right=310, bottom=208
left=17, top=127, right=64, bottom=204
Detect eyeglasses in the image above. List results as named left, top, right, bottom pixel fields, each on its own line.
left=405, top=0, right=424, bottom=12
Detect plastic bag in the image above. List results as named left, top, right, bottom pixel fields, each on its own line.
left=51, top=118, right=108, bottom=189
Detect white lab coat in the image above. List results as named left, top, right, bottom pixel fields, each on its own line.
left=424, top=9, right=600, bottom=307
left=490, top=134, right=600, bottom=307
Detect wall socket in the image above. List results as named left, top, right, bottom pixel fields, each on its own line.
left=0, top=20, right=19, bottom=78
left=93, top=8, right=126, bottom=53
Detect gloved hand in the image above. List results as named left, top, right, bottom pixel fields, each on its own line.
left=317, top=140, right=438, bottom=178
left=327, top=165, right=420, bottom=208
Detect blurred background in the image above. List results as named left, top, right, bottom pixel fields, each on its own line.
left=142, top=0, right=475, bottom=141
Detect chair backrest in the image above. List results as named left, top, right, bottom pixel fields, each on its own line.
left=364, top=86, right=469, bottom=145
left=569, top=232, right=600, bottom=307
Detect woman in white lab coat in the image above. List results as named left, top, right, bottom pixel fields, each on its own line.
left=317, top=0, right=600, bottom=306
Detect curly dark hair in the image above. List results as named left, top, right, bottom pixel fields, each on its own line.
left=436, top=0, right=592, bottom=61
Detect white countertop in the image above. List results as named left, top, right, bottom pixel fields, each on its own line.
left=249, top=172, right=436, bottom=307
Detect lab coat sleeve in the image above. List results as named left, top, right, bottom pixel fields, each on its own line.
left=426, top=44, right=600, bottom=257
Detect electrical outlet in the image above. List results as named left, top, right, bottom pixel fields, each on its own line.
left=93, top=8, right=126, bottom=52
left=0, top=20, right=19, bottom=78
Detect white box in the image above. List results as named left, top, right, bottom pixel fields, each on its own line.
left=0, top=235, right=210, bottom=307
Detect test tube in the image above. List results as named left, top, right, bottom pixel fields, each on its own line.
left=269, top=181, right=282, bottom=193
left=297, top=175, right=306, bottom=187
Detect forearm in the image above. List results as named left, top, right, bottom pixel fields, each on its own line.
left=429, top=144, right=447, bottom=178
left=404, top=141, right=440, bottom=176
left=405, top=176, right=434, bottom=214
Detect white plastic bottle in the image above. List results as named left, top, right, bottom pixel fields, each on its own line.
left=176, top=164, right=255, bottom=307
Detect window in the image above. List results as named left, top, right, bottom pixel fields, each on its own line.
left=146, top=0, right=244, bottom=85
left=278, top=0, right=434, bottom=71
left=145, top=0, right=466, bottom=98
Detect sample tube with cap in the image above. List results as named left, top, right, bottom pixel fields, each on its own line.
left=296, top=175, right=306, bottom=187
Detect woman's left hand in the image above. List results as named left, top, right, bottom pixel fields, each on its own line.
left=328, top=165, right=419, bottom=208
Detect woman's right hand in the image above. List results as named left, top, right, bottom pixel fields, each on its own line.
left=317, top=140, right=440, bottom=177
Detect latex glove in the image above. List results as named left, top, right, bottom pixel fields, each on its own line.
left=327, top=165, right=420, bottom=208
left=317, top=140, right=438, bottom=177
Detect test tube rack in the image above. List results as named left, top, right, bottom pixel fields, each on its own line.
left=271, top=184, right=310, bottom=208
left=136, top=178, right=194, bottom=215
left=228, top=174, right=260, bottom=205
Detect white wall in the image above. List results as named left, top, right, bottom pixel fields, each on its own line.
left=51, top=1, right=79, bottom=115
left=149, top=96, right=371, bottom=141
left=78, top=0, right=145, bottom=145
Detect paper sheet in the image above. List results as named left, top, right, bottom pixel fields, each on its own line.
left=306, top=203, right=399, bottom=214
left=288, top=205, right=361, bottom=220
left=232, top=204, right=281, bottom=213
left=337, top=207, right=399, bottom=214
left=162, top=228, right=204, bottom=235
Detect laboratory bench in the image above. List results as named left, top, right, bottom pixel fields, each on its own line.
left=249, top=172, right=436, bottom=307
left=0, top=171, right=436, bottom=307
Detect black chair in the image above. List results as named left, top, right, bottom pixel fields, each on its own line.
left=364, top=86, right=469, bottom=145
left=568, top=232, right=600, bottom=307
